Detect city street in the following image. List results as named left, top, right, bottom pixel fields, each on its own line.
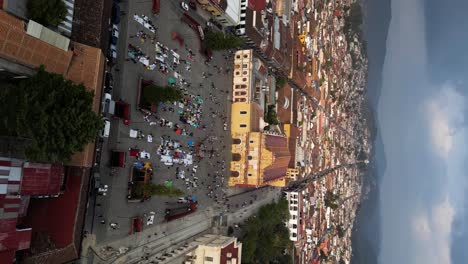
left=89, top=0, right=234, bottom=244
left=82, top=187, right=281, bottom=264
left=80, top=0, right=282, bottom=261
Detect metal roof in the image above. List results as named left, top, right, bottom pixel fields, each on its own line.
left=20, top=163, right=64, bottom=196
left=26, top=20, right=70, bottom=51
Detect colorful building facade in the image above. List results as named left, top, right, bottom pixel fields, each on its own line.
left=229, top=50, right=291, bottom=188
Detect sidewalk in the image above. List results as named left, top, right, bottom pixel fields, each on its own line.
left=89, top=206, right=219, bottom=263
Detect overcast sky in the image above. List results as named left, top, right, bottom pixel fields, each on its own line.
left=377, top=0, right=468, bottom=263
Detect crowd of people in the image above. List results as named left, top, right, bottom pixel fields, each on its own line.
left=126, top=11, right=241, bottom=206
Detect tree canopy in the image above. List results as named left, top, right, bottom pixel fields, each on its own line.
left=204, top=30, right=245, bottom=50
left=28, top=0, right=67, bottom=27
left=276, top=77, right=286, bottom=90
left=141, top=85, right=183, bottom=107
left=0, top=66, right=102, bottom=163
left=240, top=198, right=292, bottom=264
left=137, top=183, right=184, bottom=197
left=266, top=104, right=280, bottom=125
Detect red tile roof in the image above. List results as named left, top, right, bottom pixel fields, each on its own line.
left=23, top=167, right=90, bottom=264
left=0, top=10, right=74, bottom=75
left=20, top=163, right=64, bottom=196
left=263, top=135, right=290, bottom=181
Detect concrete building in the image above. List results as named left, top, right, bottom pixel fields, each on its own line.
left=197, top=0, right=247, bottom=27
left=0, top=158, right=63, bottom=261
left=156, top=234, right=242, bottom=264
left=284, top=183, right=317, bottom=262
left=186, top=234, right=242, bottom=264
left=234, top=0, right=293, bottom=77
left=229, top=50, right=291, bottom=188
left=0, top=10, right=105, bottom=263
left=285, top=189, right=300, bottom=241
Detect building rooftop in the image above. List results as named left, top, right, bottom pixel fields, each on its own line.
left=20, top=163, right=64, bottom=196
left=0, top=10, right=73, bottom=75
left=71, top=0, right=112, bottom=52
left=0, top=11, right=105, bottom=168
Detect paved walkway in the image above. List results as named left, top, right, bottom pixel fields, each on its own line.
left=82, top=187, right=281, bottom=264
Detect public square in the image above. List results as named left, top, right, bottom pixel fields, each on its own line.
left=82, top=0, right=281, bottom=252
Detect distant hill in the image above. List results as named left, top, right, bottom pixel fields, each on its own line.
left=350, top=0, right=391, bottom=263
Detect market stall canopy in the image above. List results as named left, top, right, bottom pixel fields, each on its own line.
left=115, top=100, right=130, bottom=119
left=129, top=148, right=140, bottom=157
left=111, top=151, right=126, bottom=167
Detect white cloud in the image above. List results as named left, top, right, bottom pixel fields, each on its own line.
left=426, top=84, right=466, bottom=159
left=411, top=197, right=454, bottom=264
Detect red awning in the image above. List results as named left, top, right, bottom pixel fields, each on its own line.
left=115, top=101, right=130, bottom=119
left=133, top=217, right=142, bottom=232
left=111, top=151, right=126, bottom=167
left=248, top=0, right=266, bottom=11
left=129, top=148, right=139, bottom=157
left=152, top=0, right=160, bottom=14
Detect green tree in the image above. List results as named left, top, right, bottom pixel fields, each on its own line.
left=240, top=198, right=291, bottom=264
left=142, top=85, right=183, bottom=106
left=0, top=66, right=102, bottom=163
left=27, top=0, right=67, bottom=27
left=204, top=30, right=245, bottom=50
left=266, top=105, right=280, bottom=125
left=136, top=183, right=184, bottom=197
left=276, top=77, right=286, bottom=90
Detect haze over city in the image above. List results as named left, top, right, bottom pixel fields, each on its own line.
left=358, top=0, right=468, bottom=263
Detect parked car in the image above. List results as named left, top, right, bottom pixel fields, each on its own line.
left=104, top=72, right=113, bottom=93
left=112, top=2, right=121, bottom=24
left=180, top=2, right=189, bottom=11
left=146, top=211, right=155, bottom=225
left=178, top=197, right=189, bottom=203
left=111, top=24, right=119, bottom=45
left=101, top=118, right=111, bottom=138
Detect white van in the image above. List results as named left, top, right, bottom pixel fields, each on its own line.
left=101, top=119, right=111, bottom=137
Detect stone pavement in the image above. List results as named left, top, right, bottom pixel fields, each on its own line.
left=82, top=187, right=282, bottom=264
left=84, top=0, right=236, bottom=245
left=80, top=1, right=286, bottom=263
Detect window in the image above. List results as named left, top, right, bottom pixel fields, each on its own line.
left=292, top=233, right=297, bottom=237
left=248, top=173, right=252, bottom=176
left=242, top=78, right=247, bottom=81
left=235, top=84, right=241, bottom=89
left=235, top=71, right=240, bottom=76
left=242, top=64, right=248, bottom=68
left=232, top=153, right=241, bottom=161
left=205, top=256, right=214, bottom=262
left=292, top=215, right=296, bottom=220
left=236, top=55, right=241, bottom=59
left=249, top=140, right=254, bottom=143
left=240, top=111, right=247, bottom=114
left=240, top=124, right=247, bottom=128
left=244, top=54, right=248, bottom=58
left=248, top=155, right=252, bottom=160
left=243, top=71, right=248, bottom=75
left=293, top=224, right=297, bottom=229
left=241, top=84, right=247, bottom=88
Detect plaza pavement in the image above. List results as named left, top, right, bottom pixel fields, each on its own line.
left=80, top=0, right=283, bottom=263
